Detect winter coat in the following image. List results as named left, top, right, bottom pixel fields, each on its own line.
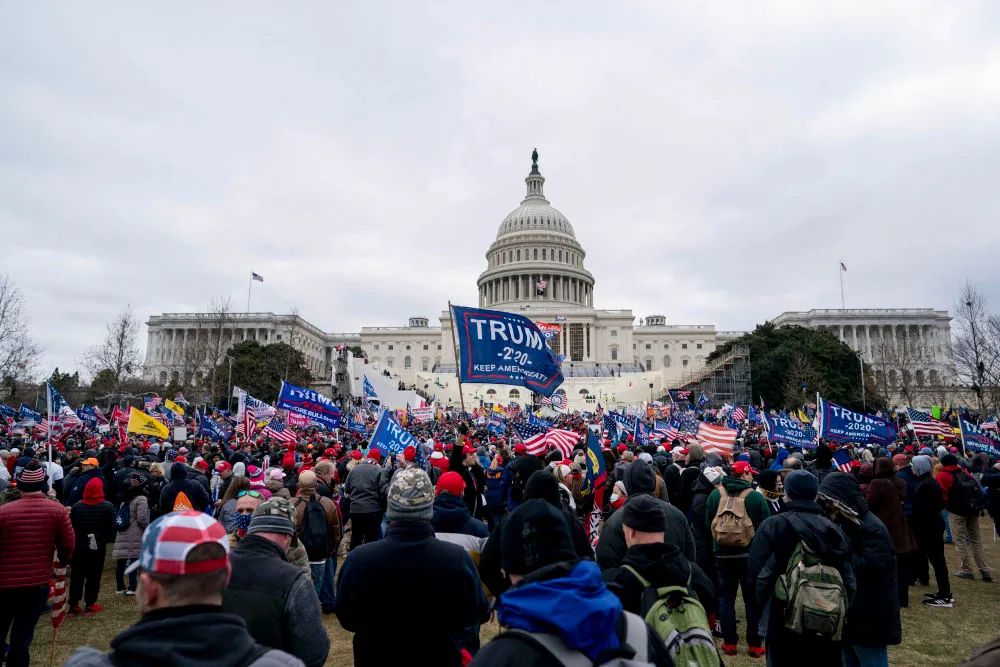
left=64, top=605, right=304, bottom=667
left=335, top=520, right=490, bottom=667
left=664, top=461, right=683, bottom=506
left=145, top=475, right=167, bottom=520
left=432, top=492, right=489, bottom=563
left=596, top=462, right=696, bottom=570
left=866, top=466, right=916, bottom=555
left=704, top=475, right=772, bottom=557
left=686, top=473, right=717, bottom=574
left=222, top=535, right=329, bottom=667
left=291, top=491, right=342, bottom=558
left=484, top=466, right=505, bottom=511
left=912, top=473, right=946, bottom=539
left=343, top=462, right=382, bottom=515
left=112, top=493, right=150, bottom=561
left=980, top=467, right=1000, bottom=520
left=502, top=454, right=544, bottom=511
left=0, top=494, right=75, bottom=588
left=819, top=473, right=902, bottom=648
left=70, top=499, right=116, bottom=555
left=677, top=464, right=703, bottom=513
left=935, top=464, right=968, bottom=506
left=748, top=499, right=855, bottom=662
left=64, top=468, right=107, bottom=506
left=470, top=559, right=673, bottom=667
left=159, top=464, right=210, bottom=513
left=895, top=465, right=920, bottom=516
left=603, top=541, right=717, bottom=616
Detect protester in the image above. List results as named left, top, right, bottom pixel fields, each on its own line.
left=937, top=453, right=992, bottom=581
left=230, top=489, right=265, bottom=548
left=217, top=476, right=253, bottom=532
left=911, top=455, right=953, bottom=607
left=817, top=472, right=902, bottom=667
left=66, top=511, right=304, bottom=667
left=470, top=498, right=674, bottom=666
left=687, top=466, right=723, bottom=582
left=866, top=456, right=916, bottom=607
left=335, top=467, right=490, bottom=666
left=65, top=456, right=106, bottom=506
left=449, top=441, right=486, bottom=519
left=0, top=462, right=75, bottom=667
left=222, top=498, right=329, bottom=667
left=748, top=469, right=856, bottom=667
left=432, top=470, right=490, bottom=555
left=343, top=450, right=383, bottom=549
left=159, top=460, right=210, bottom=514
left=291, top=470, right=341, bottom=614
left=68, top=477, right=116, bottom=615
left=112, top=472, right=151, bottom=595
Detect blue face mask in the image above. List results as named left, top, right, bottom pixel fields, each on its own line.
left=234, top=513, right=253, bottom=532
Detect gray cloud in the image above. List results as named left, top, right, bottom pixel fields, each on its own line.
left=2, top=1, right=999, bottom=375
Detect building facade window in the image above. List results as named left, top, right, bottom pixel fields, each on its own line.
left=386, top=358, right=394, bottom=368
left=610, top=346, right=618, bottom=361
left=388, top=344, right=394, bottom=350
left=645, top=343, right=651, bottom=350
left=645, top=359, right=652, bottom=371
left=682, top=343, right=688, bottom=350
left=663, top=355, right=671, bottom=367
left=697, top=343, right=702, bottom=349
left=421, top=358, right=429, bottom=371
left=404, top=357, right=412, bottom=369
left=509, top=389, right=520, bottom=399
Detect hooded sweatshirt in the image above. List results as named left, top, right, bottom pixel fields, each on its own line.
left=70, top=478, right=115, bottom=554
left=603, top=541, right=717, bottom=616
left=704, top=474, right=772, bottom=557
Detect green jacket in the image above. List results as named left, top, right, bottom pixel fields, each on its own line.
left=705, top=476, right=772, bottom=557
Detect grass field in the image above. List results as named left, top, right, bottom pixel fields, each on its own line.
left=31, top=535, right=1000, bottom=666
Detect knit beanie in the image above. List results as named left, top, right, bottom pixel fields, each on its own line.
left=82, top=478, right=105, bottom=505
left=622, top=495, right=665, bottom=533
left=784, top=469, right=818, bottom=501
left=16, top=461, right=48, bottom=493
left=500, top=498, right=576, bottom=576
left=386, top=468, right=434, bottom=522
left=941, top=454, right=958, bottom=467
left=247, top=497, right=296, bottom=537
left=912, top=455, right=933, bottom=477
left=232, top=462, right=246, bottom=478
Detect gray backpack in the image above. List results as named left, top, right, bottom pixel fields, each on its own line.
left=501, top=611, right=654, bottom=666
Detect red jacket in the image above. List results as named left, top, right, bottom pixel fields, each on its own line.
left=935, top=464, right=966, bottom=504
left=0, top=494, right=75, bottom=588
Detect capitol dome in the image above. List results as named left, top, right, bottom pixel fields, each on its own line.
left=477, top=151, right=595, bottom=309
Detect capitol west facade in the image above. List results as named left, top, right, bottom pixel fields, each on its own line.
left=143, top=154, right=955, bottom=410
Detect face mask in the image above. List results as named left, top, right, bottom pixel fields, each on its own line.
left=234, top=513, right=253, bottom=533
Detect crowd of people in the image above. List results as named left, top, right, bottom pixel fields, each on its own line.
left=0, top=405, right=999, bottom=666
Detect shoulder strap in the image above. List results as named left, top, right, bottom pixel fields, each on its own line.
left=784, top=512, right=818, bottom=552
left=623, top=564, right=651, bottom=589
left=737, top=487, right=752, bottom=499
left=499, top=629, right=592, bottom=667
left=718, top=485, right=728, bottom=499
left=622, top=611, right=649, bottom=662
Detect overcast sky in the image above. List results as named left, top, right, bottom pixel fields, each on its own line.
left=3, top=2, right=1000, bottom=378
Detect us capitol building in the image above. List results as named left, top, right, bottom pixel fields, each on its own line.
left=144, top=152, right=955, bottom=410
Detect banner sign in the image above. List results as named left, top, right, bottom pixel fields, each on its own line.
left=536, top=322, right=561, bottom=341
left=764, top=415, right=817, bottom=449
left=363, top=376, right=378, bottom=400
left=612, top=411, right=637, bottom=433
left=411, top=407, right=434, bottom=423
left=18, top=404, right=41, bottom=425
left=959, top=418, right=1000, bottom=457
left=276, top=381, right=342, bottom=430
left=369, top=409, right=419, bottom=457
left=76, top=406, right=98, bottom=429
left=452, top=305, right=564, bottom=397
left=285, top=411, right=311, bottom=428
left=199, top=416, right=227, bottom=441
left=816, top=397, right=895, bottom=445
left=669, top=389, right=694, bottom=403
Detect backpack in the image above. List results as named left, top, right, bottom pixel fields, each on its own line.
left=774, top=514, right=847, bottom=641
left=624, top=565, right=718, bottom=667
left=947, top=470, right=987, bottom=518
left=172, top=490, right=193, bottom=512
left=114, top=500, right=131, bottom=531
left=298, top=497, right=331, bottom=560
left=502, top=610, right=654, bottom=666
left=710, top=487, right=755, bottom=548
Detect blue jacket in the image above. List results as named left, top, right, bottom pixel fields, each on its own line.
left=484, top=467, right=505, bottom=511
left=896, top=466, right=919, bottom=517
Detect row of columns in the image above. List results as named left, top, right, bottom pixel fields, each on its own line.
left=831, top=323, right=946, bottom=363
left=146, top=327, right=326, bottom=376
left=480, top=273, right=593, bottom=307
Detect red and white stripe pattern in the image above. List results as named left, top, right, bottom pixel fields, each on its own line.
left=261, top=418, right=296, bottom=444
left=731, top=406, right=747, bottom=423
left=906, top=409, right=953, bottom=437
left=981, top=415, right=997, bottom=432
left=139, top=511, right=229, bottom=575
left=520, top=428, right=581, bottom=458
left=50, top=555, right=68, bottom=629
left=696, top=422, right=737, bottom=457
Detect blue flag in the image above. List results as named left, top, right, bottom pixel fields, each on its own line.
left=76, top=406, right=98, bottom=429
left=199, top=415, right=227, bottom=440
left=613, top=412, right=637, bottom=433
left=527, top=413, right=551, bottom=430
left=584, top=427, right=607, bottom=505
left=18, top=404, right=41, bottom=424
left=697, top=392, right=710, bottom=408
left=816, top=396, right=895, bottom=446
left=346, top=412, right=368, bottom=435
left=451, top=304, right=564, bottom=397
left=488, top=412, right=506, bottom=435
left=363, top=376, right=378, bottom=401
left=0, top=403, right=16, bottom=422
left=369, top=409, right=419, bottom=457
left=276, top=381, right=342, bottom=430
left=959, top=418, right=1000, bottom=457
left=764, top=414, right=817, bottom=449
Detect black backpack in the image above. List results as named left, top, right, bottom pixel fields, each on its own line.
left=299, top=498, right=330, bottom=560
left=114, top=501, right=131, bottom=531
left=947, top=470, right=986, bottom=518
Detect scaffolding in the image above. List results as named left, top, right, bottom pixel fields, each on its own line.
left=669, top=344, right=752, bottom=408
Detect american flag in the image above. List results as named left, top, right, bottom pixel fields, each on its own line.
left=143, top=394, right=162, bottom=411
left=251, top=271, right=264, bottom=282
left=536, top=279, right=548, bottom=294
left=541, top=392, right=567, bottom=411
left=512, top=421, right=579, bottom=457
left=602, top=413, right=618, bottom=435
left=236, top=409, right=258, bottom=441
left=696, top=422, right=737, bottom=457
left=832, top=448, right=853, bottom=473
left=678, top=412, right=701, bottom=434
left=982, top=415, right=998, bottom=432
left=654, top=419, right=683, bottom=443
left=261, top=418, right=297, bottom=444
left=50, top=555, right=68, bottom=629
left=906, top=408, right=953, bottom=437
left=731, top=406, right=747, bottom=423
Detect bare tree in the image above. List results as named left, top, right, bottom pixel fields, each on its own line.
left=781, top=351, right=823, bottom=408
left=83, top=305, right=142, bottom=397
left=0, top=274, right=41, bottom=395
left=871, top=334, right=924, bottom=407
left=177, top=298, right=234, bottom=402
left=952, top=282, right=1000, bottom=413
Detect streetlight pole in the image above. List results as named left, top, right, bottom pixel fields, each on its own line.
left=649, top=382, right=654, bottom=405
left=857, top=350, right=866, bottom=413
left=226, top=356, right=234, bottom=413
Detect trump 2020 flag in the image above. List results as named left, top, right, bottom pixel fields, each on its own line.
left=363, top=376, right=378, bottom=401
left=816, top=396, right=895, bottom=446
left=369, top=409, right=419, bottom=457
left=276, top=381, right=342, bottom=430
left=451, top=305, right=564, bottom=397
left=960, top=418, right=1000, bottom=457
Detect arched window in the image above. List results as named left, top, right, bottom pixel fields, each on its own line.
left=559, top=250, right=563, bottom=262
left=579, top=388, right=590, bottom=395
left=542, top=249, right=546, bottom=260
left=915, top=369, right=925, bottom=387
left=516, top=249, right=521, bottom=261
left=888, top=370, right=898, bottom=386
left=534, top=249, right=538, bottom=260
left=404, top=356, right=412, bottom=369
left=663, top=355, right=671, bottom=367
left=159, top=371, right=167, bottom=384
left=929, top=369, right=940, bottom=385
left=509, top=389, right=520, bottom=399
left=645, top=358, right=653, bottom=371
left=486, top=388, right=497, bottom=397
left=421, top=358, right=429, bottom=371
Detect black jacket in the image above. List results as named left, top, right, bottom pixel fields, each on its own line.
left=664, top=462, right=683, bottom=507
left=819, top=472, right=901, bottom=648
left=69, top=500, right=115, bottom=555
left=912, top=473, right=946, bottom=539
left=981, top=467, right=1000, bottom=520
left=432, top=493, right=490, bottom=538
left=335, top=521, right=490, bottom=667
left=677, top=465, right=702, bottom=514
left=603, top=541, right=717, bottom=616
left=159, top=464, right=210, bottom=513
left=686, top=474, right=716, bottom=573
left=65, top=469, right=107, bottom=507
left=222, top=535, right=329, bottom=667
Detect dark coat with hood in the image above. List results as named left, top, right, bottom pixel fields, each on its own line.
left=603, top=541, right=717, bottom=616
left=748, top=498, right=856, bottom=665
left=596, top=461, right=696, bottom=570
left=686, top=473, right=717, bottom=574
left=432, top=492, right=490, bottom=539
left=866, top=458, right=915, bottom=555
left=819, top=472, right=901, bottom=648
left=980, top=466, right=1000, bottom=520
left=158, top=463, right=210, bottom=513
left=63, top=605, right=303, bottom=667
left=912, top=472, right=946, bottom=540
left=64, top=467, right=107, bottom=507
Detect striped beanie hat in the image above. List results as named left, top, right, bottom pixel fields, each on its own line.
left=16, top=461, right=47, bottom=492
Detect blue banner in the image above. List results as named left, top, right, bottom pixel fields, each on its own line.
left=276, top=381, right=342, bottom=430
left=452, top=305, right=564, bottom=397
left=959, top=418, right=1000, bottom=457
left=18, top=404, right=41, bottom=424
left=76, top=406, right=98, bottom=429
left=612, top=411, right=637, bottom=433
left=363, top=375, right=378, bottom=401
left=633, top=422, right=654, bottom=447
left=369, top=409, right=419, bottom=457
left=199, top=415, right=227, bottom=440
left=488, top=412, right=506, bottom=435
left=346, top=414, right=368, bottom=434
left=817, top=397, right=895, bottom=446
left=764, top=415, right=817, bottom=449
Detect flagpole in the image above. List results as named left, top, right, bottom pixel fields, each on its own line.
left=839, top=262, right=845, bottom=310
left=247, top=272, right=253, bottom=313
left=447, top=302, right=467, bottom=415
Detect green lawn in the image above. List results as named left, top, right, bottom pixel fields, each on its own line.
left=35, top=533, right=1000, bottom=666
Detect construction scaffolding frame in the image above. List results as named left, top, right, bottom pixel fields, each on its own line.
left=669, top=344, right=752, bottom=408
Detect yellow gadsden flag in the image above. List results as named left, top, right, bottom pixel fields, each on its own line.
left=164, top=398, right=185, bottom=416
left=127, top=407, right=170, bottom=439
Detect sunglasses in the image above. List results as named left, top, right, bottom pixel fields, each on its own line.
left=236, top=490, right=263, bottom=499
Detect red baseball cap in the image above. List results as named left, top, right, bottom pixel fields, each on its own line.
left=403, top=445, right=416, bottom=462
left=435, top=471, right=466, bottom=497
left=617, top=443, right=628, bottom=453
left=215, top=461, right=231, bottom=473
left=351, top=450, right=363, bottom=460
left=513, top=443, right=527, bottom=454
left=367, top=449, right=383, bottom=462
left=731, top=461, right=758, bottom=475
left=462, top=444, right=477, bottom=455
